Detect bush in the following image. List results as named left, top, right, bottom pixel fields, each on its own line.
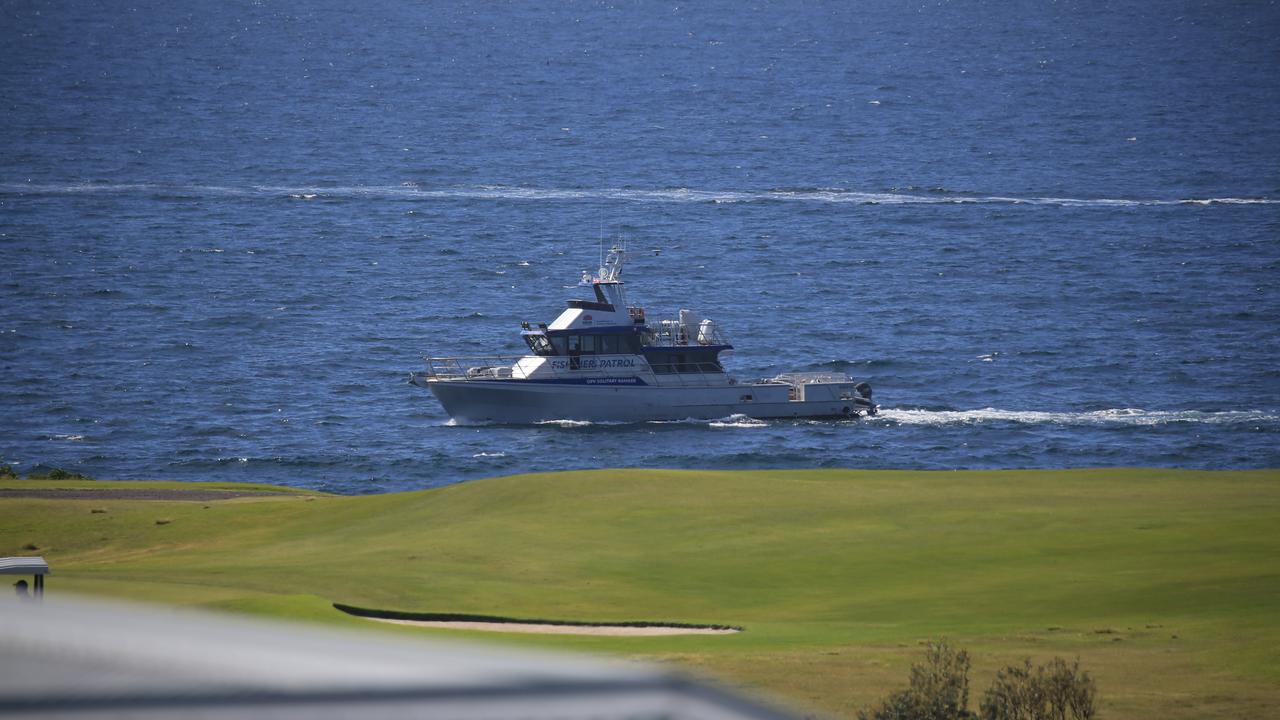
left=26, top=466, right=91, bottom=481
left=859, top=640, right=974, bottom=720
left=862, top=642, right=1097, bottom=720
left=980, top=657, right=1096, bottom=720
left=0, top=464, right=16, bottom=479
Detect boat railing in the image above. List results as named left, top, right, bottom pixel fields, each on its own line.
left=644, top=321, right=731, bottom=348
left=423, top=356, right=529, bottom=381
left=769, top=372, right=853, bottom=385
left=758, top=372, right=857, bottom=401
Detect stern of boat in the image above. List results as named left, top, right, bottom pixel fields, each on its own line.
left=765, top=372, right=876, bottom=417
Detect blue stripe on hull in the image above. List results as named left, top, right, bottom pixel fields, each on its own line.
left=462, top=377, right=650, bottom=386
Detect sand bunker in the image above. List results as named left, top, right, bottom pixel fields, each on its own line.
left=333, top=602, right=741, bottom=636
left=365, top=617, right=740, bottom=636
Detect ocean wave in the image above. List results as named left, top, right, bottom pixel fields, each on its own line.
left=875, top=408, right=1278, bottom=427
left=3, top=182, right=1276, bottom=208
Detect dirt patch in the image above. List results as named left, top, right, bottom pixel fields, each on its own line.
left=0, top=488, right=295, bottom=501
left=366, top=617, right=740, bottom=636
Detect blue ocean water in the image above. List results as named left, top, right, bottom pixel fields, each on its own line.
left=2, top=1, right=1278, bottom=493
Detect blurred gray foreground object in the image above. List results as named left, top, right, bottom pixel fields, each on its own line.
left=0, top=596, right=792, bottom=719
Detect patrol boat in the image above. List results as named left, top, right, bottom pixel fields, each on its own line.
left=411, top=246, right=876, bottom=423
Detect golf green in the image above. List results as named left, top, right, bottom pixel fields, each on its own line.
left=3, top=468, right=1277, bottom=717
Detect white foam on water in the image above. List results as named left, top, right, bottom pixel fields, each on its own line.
left=876, top=408, right=1278, bottom=427
left=1177, top=198, right=1279, bottom=205
left=471, top=451, right=507, bottom=458
left=4, top=182, right=1277, bottom=208
left=650, top=414, right=768, bottom=428
left=708, top=413, right=769, bottom=428
left=535, top=419, right=595, bottom=428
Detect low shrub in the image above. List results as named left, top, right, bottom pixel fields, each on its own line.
left=859, top=640, right=973, bottom=720
left=26, top=466, right=91, bottom=481
left=862, top=642, right=1096, bottom=720
left=980, top=657, right=1096, bottom=720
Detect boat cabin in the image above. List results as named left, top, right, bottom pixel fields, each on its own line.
left=521, top=327, right=645, bottom=357
left=521, top=326, right=727, bottom=372
left=517, top=245, right=733, bottom=375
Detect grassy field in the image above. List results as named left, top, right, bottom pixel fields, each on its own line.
left=3, top=468, right=1277, bottom=717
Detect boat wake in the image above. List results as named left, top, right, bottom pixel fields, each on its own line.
left=875, top=408, right=1278, bottom=427
left=441, top=408, right=1276, bottom=429
left=4, top=182, right=1276, bottom=208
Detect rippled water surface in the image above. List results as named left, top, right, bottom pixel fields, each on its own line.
left=2, top=1, right=1278, bottom=492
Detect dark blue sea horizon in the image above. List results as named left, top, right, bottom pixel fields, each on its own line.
left=3, top=1, right=1278, bottom=493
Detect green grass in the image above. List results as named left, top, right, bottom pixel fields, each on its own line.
left=3, top=468, right=1277, bottom=718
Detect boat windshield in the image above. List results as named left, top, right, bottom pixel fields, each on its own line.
left=524, top=334, right=555, bottom=356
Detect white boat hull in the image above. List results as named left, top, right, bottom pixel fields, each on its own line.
left=422, top=378, right=874, bottom=424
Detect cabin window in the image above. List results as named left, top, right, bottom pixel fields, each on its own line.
left=524, top=334, right=554, bottom=356
left=644, top=349, right=724, bottom=374
left=567, top=335, right=581, bottom=354
left=645, top=348, right=723, bottom=373
left=551, top=337, right=568, bottom=356
left=580, top=335, right=596, bottom=354
left=599, top=335, right=620, bottom=354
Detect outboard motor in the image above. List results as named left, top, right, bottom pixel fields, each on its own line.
left=854, top=382, right=876, bottom=415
